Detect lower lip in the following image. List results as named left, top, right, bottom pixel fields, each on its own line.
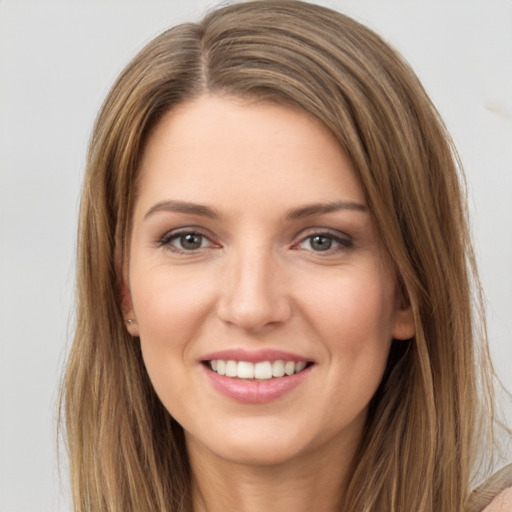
left=204, top=365, right=312, bottom=403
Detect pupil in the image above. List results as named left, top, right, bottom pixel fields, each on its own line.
left=181, top=233, right=202, bottom=249
left=311, top=235, right=331, bottom=251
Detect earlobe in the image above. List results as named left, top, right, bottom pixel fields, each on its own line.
left=392, top=303, right=415, bottom=341
left=120, top=282, right=140, bottom=337
left=124, top=317, right=140, bottom=337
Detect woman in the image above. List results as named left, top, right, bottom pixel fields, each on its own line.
left=61, top=1, right=511, bottom=510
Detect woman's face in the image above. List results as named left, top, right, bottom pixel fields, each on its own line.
left=124, top=95, right=414, bottom=468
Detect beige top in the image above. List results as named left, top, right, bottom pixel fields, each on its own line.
left=467, top=465, right=512, bottom=512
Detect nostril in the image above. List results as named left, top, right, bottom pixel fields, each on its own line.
left=217, top=291, right=292, bottom=333
left=216, top=262, right=292, bottom=331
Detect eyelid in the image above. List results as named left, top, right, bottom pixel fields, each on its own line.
left=157, top=226, right=220, bottom=252
left=292, top=228, right=354, bottom=251
left=155, top=225, right=353, bottom=254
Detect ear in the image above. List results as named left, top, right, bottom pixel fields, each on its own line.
left=116, top=243, right=140, bottom=337
left=391, top=297, right=415, bottom=341
left=120, top=280, right=140, bottom=337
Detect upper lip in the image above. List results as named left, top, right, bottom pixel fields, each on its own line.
left=201, top=348, right=311, bottom=364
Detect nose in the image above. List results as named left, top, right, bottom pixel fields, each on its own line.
left=217, top=246, right=292, bottom=333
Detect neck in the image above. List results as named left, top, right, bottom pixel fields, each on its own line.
left=188, top=433, right=359, bottom=512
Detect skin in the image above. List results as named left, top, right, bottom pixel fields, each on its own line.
left=123, top=94, right=415, bottom=511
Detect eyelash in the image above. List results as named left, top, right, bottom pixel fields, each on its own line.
left=157, top=228, right=354, bottom=255
left=158, top=229, right=215, bottom=253
left=294, top=230, right=353, bottom=254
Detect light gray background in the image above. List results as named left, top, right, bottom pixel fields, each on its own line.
left=1, top=1, right=511, bottom=510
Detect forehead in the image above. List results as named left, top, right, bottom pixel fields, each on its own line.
left=135, top=94, right=366, bottom=215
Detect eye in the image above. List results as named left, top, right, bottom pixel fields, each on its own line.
left=304, top=234, right=334, bottom=252
left=159, top=230, right=215, bottom=252
left=296, top=231, right=353, bottom=253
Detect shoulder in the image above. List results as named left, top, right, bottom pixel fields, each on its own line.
left=483, top=487, right=512, bottom=511
left=468, top=465, right=512, bottom=512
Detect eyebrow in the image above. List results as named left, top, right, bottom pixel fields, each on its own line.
left=284, top=200, right=367, bottom=220
left=144, top=199, right=367, bottom=221
left=144, top=200, right=221, bottom=220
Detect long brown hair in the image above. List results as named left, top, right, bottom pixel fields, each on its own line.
left=62, top=1, right=495, bottom=510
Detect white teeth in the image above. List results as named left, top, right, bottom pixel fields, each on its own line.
left=225, top=360, right=237, bottom=377
left=254, top=361, right=272, bottom=379
left=208, top=359, right=309, bottom=379
left=272, top=360, right=285, bottom=377
left=216, top=360, right=226, bottom=376
left=284, top=361, right=295, bottom=376
left=237, top=361, right=255, bottom=379
left=295, top=361, right=307, bottom=372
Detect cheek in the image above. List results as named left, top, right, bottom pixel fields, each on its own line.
left=300, top=267, right=395, bottom=394
left=269, top=268, right=395, bottom=442
left=130, top=269, right=216, bottom=411
left=299, top=267, right=397, bottom=346
left=309, top=273, right=395, bottom=410
left=131, top=266, right=216, bottom=342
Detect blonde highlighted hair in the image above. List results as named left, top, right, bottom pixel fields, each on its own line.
left=62, top=1, right=496, bottom=510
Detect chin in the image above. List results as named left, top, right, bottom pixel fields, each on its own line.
left=184, top=412, right=357, bottom=469
left=195, top=435, right=311, bottom=467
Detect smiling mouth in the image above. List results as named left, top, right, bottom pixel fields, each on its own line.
left=205, top=360, right=313, bottom=380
